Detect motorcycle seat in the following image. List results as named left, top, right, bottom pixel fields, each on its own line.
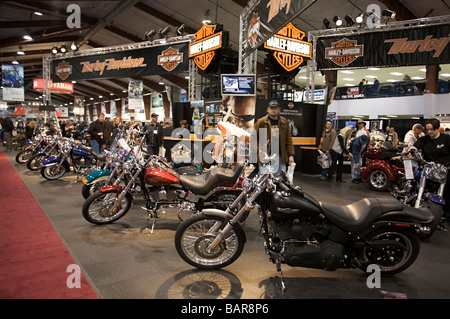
left=319, top=198, right=404, bottom=233
left=179, top=162, right=244, bottom=196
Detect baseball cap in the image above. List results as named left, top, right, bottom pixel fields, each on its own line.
left=268, top=100, right=280, bottom=108
left=151, top=113, right=159, bottom=117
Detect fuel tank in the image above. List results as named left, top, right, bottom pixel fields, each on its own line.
left=144, top=167, right=180, bottom=185
left=269, top=189, right=322, bottom=219
left=72, top=147, right=92, bottom=157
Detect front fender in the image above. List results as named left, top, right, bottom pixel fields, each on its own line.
left=84, top=169, right=112, bottom=185
left=201, top=209, right=246, bottom=243
left=41, top=156, right=71, bottom=172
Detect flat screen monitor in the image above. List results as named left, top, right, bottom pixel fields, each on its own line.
left=221, top=74, right=256, bottom=96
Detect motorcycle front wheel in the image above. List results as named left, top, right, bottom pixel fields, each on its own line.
left=41, top=165, right=66, bottom=180
left=175, top=214, right=245, bottom=270
left=421, top=199, right=444, bottom=239
left=82, top=189, right=132, bottom=224
left=27, top=154, right=46, bottom=171
left=15, top=149, right=33, bottom=164
left=357, top=227, right=420, bottom=276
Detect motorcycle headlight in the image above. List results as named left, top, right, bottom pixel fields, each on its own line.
left=424, top=163, right=448, bottom=183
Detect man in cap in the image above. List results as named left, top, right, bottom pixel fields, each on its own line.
left=253, top=99, right=295, bottom=174
left=144, top=113, right=163, bottom=155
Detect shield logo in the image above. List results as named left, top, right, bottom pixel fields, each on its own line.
left=158, top=47, right=183, bottom=72
left=55, top=61, right=72, bottom=81
left=325, top=38, right=364, bottom=67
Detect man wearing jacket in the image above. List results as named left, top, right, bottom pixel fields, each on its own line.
left=2, top=114, right=15, bottom=152
left=350, top=134, right=370, bottom=183
left=88, top=113, right=106, bottom=153
left=254, top=100, right=295, bottom=174
left=144, top=113, right=163, bottom=155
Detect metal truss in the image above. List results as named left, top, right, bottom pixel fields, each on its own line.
left=238, top=0, right=259, bottom=74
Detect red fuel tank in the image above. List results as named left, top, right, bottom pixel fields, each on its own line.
left=144, top=167, right=180, bottom=185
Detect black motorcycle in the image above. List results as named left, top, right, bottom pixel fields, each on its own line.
left=174, top=156, right=434, bottom=293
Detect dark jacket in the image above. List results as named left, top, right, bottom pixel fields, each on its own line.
left=2, top=117, right=15, bottom=132
left=254, top=114, right=295, bottom=164
left=88, top=120, right=106, bottom=143
left=144, top=122, right=163, bottom=148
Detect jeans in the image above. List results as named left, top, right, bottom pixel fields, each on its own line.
left=90, top=140, right=102, bottom=153
left=351, top=156, right=363, bottom=180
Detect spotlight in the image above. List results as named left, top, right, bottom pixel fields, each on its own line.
left=333, top=16, right=342, bottom=27
left=17, top=47, right=25, bottom=55
left=159, top=27, right=170, bottom=38
left=71, top=42, right=77, bottom=51
left=382, top=9, right=396, bottom=19
left=60, top=45, right=67, bottom=53
left=51, top=46, right=58, bottom=54
left=144, top=29, right=156, bottom=41
left=323, top=18, right=331, bottom=29
left=345, top=15, right=354, bottom=26
left=355, top=13, right=364, bottom=24
left=176, top=24, right=186, bottom=36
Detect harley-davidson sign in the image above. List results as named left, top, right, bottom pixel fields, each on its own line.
left=158, top=47, right=184, bottom=71
left=325, top=38, right=364, bottom=67
left=264, top=22, right=311, bottom=71
left=189, top=24, right=223, bottom=70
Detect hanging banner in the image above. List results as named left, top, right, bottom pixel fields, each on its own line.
left=33, top=79, right=74, bottom=94
left=51, top=42, right=190, bottom=82
left=243, top=0, right=316, bottom=59
left=189, top=24, right=228, bottom=71
left=2, top=64, right=24, bottom=101
left=317, top=24, right=450, bottom=70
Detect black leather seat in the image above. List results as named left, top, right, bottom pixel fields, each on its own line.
left=179, top=162, right=244, bottom=196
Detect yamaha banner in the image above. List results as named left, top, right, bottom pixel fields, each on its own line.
left=52, top=42, right=189, bottom=82
left=317, top=24, right=450, bottom=70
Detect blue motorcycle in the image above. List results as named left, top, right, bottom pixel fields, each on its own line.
left=40, top=138, right=106, bottom=180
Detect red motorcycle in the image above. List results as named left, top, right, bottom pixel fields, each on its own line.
left=82, top=154, right=246, bottom=226
left=361, top=145, right=405, bottom=191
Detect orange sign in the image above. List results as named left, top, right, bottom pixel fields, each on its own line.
left=325, top=38, right=364, bottom=67
left=189, top=24, right=223, bottom=70
left=264, top=22, right=311, bottom=72
left=33, top=78, right=74, bottom=94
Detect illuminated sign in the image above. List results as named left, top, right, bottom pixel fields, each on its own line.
left=264, top=22, right=311, bottom=71
left=189, top=24, right=223, bottom=70
left=33, top=78, right=74, bottom=94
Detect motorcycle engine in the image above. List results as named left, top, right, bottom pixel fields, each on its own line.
left=74, top=156, right=93, bottom=167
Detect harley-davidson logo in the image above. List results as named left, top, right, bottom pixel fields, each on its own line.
left=264, top=22, right=311, bottom=72
left=247, top=12, right=261, bottom=48
left=325, top=38, right=364, bottom=67
left=55, top=60, right=72, bottom=80
left=158, top=47, right=183, bottom=71
left=189, top=24, right=223, bottom=71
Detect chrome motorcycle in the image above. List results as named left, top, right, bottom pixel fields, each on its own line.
left=175, top=156, right=434, bottom=293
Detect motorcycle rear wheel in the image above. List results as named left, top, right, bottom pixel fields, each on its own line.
left=175, top=214, right=245, bottom=270
left=41, top=165, right=66, bottom=180
left=367, top=169, right=391, bottom=192
left=27, top=154, right=46, bottom=171
left=357, top=227, right=420, bottom=276
left=82, top=189, right=132, bottom=224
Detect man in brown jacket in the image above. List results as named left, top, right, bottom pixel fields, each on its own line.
left=254, top=100, right=295, bottom=174
left=318, top=120, right=337, bottom=180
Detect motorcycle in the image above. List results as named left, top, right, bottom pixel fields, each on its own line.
left=82, top=152, right=246, bottom=228
left=15, top=134, right=50, bottom=164
left=391, top=149, right=448, bottom=238
left=40, top=138, right=106, bottom=180
left=174, top=155, right=434, bottom=294
left=361, top=142, right=405, bottom=191
left=26, top=137, right=60, bottom=171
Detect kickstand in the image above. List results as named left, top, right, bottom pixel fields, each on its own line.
left=275, top=258, right=286, bottom=295
left=141, top=207, right=156, bottom=234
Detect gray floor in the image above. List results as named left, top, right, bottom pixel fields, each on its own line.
left=5, top=150, right=450, bottom=299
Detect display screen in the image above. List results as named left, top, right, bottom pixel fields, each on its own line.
left=221, top=74, right=256, bottom=96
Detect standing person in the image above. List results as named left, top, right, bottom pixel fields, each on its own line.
left=104, top=117, right=113, bottom=146
left=355, top=119, right=370, bottom=138
left=349, top=134, right=370, bottom=184
left=1, top=114, right=15, bottom=152
left=88, top=113, right=106, bottom=153
left=144, top=113, right=163, bottom=155
left=387, top=127, right=399, bottom=147
left=254, top=100, right=295, bottom=174
left=318, top=120, right=336, bottom=181
left=413, top=118, right=450, bottom=220
left=327, top=126, right=353, bottom=183
left=110, top=116, right=123, bottom=142
left=359, top=79, right=366, bottom=86
left=404, top=123, right=425, bottom=147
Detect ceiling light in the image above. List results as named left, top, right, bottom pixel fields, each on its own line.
left=333, top=16, right=342, bottom=27
left=144, top=29, right=156, bottom=41
left=390, top=72, right=403, bottom=76
left=23, top=35, right=32, bottom=40
left=159, top=81, right=164, bottom=85
left=382, top=9, right=396, bottom=19
left=12, top=60, right=19, bottom=65
left=17, top=48, right=25, bottom=55
left=323, top=18, right=331, bottom=29
left=51, top=46, right=58, bottom=54
left=368, top=67, right=380, bottom=71
left=355, top=13, right=364, bottom=24
left=71, top=42, right=77, bottom=51
left=60, top=45, right=67, bottom=53
left=386, top=79, right=397, bottom=82
left=340, top=70, right=354, bottom=74
left=343, top=78, right=354, bottom=81
left=176, top=24, right=186, bottom=36
left=159, top=27, right=170, bottom=38
left=412, top=76, right=424, bottom=80
left=441, top=73, right=450, bottom=77
left=34, top=11, right=43, bottom=16
left=345, top=15, right=354, bottom=26
left=202, top=9, right=211, bottom=25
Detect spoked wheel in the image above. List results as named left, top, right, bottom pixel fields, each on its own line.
left=26, top=154, right=46, bottom=171
left=40, top=165, right=66, bottom=180
left=367, top=169, right=391, bottom=192
left=175, top=214, right=245, bottom=270
left=357, top=227, right=420, bottom=276
left=421, top=199, right=444, bottom=239
left=82, top=189, right=132, bottom=224
left=82, top=177, right=112, bottom=199
left=15, top=149, right=33, bottom=164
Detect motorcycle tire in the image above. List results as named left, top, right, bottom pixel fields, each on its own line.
left=40, top=165, right=66, bottom=180
left=367, top=169, right=391, bottom=192
left=175, top=214, right=245, bottom=270
left=421, top=199, right=444, bottom=240
left=26, top=154, right=46, bottom=171
left=82, top=189, right=133, bottom=225
left=15, top=149, right=33, bottom=164
left=357, top=226, right=420, bottom=276
left=81, top=176, right=112, bottom=199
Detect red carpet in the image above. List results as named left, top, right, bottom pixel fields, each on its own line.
left=0, top=148, right=98, bottom=299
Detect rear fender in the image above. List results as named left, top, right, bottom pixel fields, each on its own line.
left=201, top=209, right=246, bottom=243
